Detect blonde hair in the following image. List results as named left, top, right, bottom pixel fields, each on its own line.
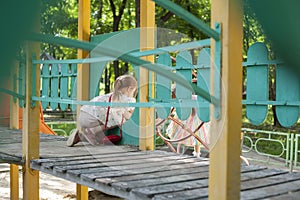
left=113, top=74, right=138, bottom=99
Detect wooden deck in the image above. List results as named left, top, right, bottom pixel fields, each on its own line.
left=1, top=126, right=300, bottom=199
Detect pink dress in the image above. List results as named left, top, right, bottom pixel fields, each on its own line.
left=166, top=111, right=210, bottom=147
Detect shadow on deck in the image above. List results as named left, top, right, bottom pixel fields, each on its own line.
left=1, top=126, right=300, bottom=199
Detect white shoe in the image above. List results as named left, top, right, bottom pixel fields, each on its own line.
left=66, top=129, right=80, bottom=147
left=193, top=151, right=201, bottom=158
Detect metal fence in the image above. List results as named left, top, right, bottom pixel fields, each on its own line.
left=242, top=128, right=300, bottom=172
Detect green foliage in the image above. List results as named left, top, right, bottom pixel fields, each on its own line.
left=41, top=0, right=78, bottom=59
left=156, top=0, right=211, bottom=41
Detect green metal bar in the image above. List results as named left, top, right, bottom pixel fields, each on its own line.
left=31, top=96, right=210, bottom=108
left=243, top=100, right=300, bottom=106
left=132, top=39, right=211, bottom=57
left=13, top=73, right=17, bottom=103
left=242, top=59, right=284, bottom=67
left=242, top=128, right=291, bottom=168
left=214, top=23, right=221, bottom=119
left=32, top=39, right=210, bottom=65
left=0, top=88, right=25, bottom=100
left=295, top=134, right=299, bottom=168
left=289, top=133, right=294, bottom=172
left=27, top=33, right=218, bottom=105
left=153, top=0, right=220, bottom=41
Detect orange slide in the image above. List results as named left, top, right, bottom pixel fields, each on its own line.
left=18, top=103, right=56, bottom=135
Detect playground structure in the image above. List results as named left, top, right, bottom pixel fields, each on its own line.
left=1, top=0, right=300, bottom=199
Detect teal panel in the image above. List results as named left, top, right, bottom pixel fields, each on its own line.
left=60, top=63, right=69, bottom=111
left=246, top=42, right=269, bottom=125
left=175, top=51, right=192, bottom=119
left=89, top=61, right=107, bottom=98
left=90, top=29, right=140, bottom=60
left=70, top=63, right=77, bottom=111
left=276, top=65, right=299, bottom=127
left=196, top=48, right=210, bottom=122
left=120, top=108, right=139, bottom=146
left=50, top=63, right=59, bottom=110
left=41, top=64, right=50, bottom=110
left=156, top=53, right=172, bottom=118
left=90, top=30, right=141, bottom=146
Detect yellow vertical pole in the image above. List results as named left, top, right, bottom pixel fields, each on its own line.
left=139, top=0, right=155, bottom=151
left=10, top=61, right=19, bottom=200
left=76, top=184, right=89, bottom=200
left=22, top=43, right=40, bottom=200
left=209, top=0, right=243, bottom=199
left=77, top=0, right=90, bottom=199
left=10, top=164, right=19, bottom=200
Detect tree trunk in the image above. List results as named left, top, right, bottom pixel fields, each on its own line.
left=109, top=0, right=128, bottom=79
left=135, top=0, right=140, bottom=27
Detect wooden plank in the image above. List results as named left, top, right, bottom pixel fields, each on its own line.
left=268, top=190, right=300, bottom=200
left=52, top=156, right=198, bottom=173
left=93, top=163, right=209, bottom=183
left=133, top=179, right=208, bottom=199
left=240, top=179, right=300, bottom=200
left=135, top=167, right=274, bottom=199
left=241, top=171, right=300, bottom=191
left=70, top=159, right=209, bottom=178
left=130, top=165, right=266, bottom=199
left=40, top=153, right=173, bottom=169
left=0, top=153, right=23, bottom=165
left=241, top=168, right=287, bottom=181
left=35, top=151, right=144, bottom=164
left=112, top=171, right=209, bottom=192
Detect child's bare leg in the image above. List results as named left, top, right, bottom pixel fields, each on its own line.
left=193, top=145, right=201, bottom=158
left=88, top=125, right=105, bottom=143
left=176, top=143, right=181, bottom=154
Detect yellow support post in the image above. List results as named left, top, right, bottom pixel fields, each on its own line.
left=22, top=42, right=40, bottom=200
left=76, top=184, right=89, bottom=200
left=76, top=0, right=90, bottom=198
left=77, top=0, right=90, bottom=120
left=10, top=61, right=19, bottom=200
left=139, top=0, right=155, bottom=151
left=10, top=164, right=19, bottom=200
left=22, top=2, right=41, bottom=199
left=209, top=0, right=243, bottom=200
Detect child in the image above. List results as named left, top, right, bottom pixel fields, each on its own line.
left=67, top=74, right=138, bottom=146
left=165, top=85, right=210, bottom=158
left=166, top=106, right=210, bottom=158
